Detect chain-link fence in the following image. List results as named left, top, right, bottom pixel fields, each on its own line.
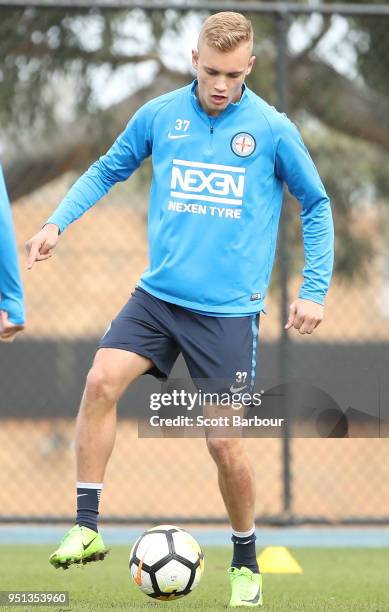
left=1, top=2, right=389, bottom=523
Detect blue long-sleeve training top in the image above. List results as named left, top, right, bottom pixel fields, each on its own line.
left=0, top=165, right=25, bottom=325
left=46, top=80, right=334, bottom=315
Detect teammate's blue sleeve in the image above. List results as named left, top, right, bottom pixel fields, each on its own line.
left=0, top=166, right=25, bottom=324
left=275, top=119, right=334, bottom=305
left=46, top=104, right=153, bottom=233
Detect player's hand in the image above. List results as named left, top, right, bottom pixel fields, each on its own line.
left=0, top=310, right=25, bottom=343
left=285, top=298, right=324, bottom=335
left=25, top=223, right=60, bottom=269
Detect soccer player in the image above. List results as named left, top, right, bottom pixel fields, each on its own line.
left=0, top=164, right=25, bottom=342
left=26, top=12, right=334, bottom=607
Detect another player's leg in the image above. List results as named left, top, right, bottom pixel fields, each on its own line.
left=206, top=435, right=262, bottom=607
left=50, top=348, right=152, bottom=569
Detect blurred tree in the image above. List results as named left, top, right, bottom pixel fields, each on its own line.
left=1, top=4, right=389, bottom=281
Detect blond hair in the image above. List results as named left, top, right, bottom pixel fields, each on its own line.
left=198, top=12, right=253, bottom=52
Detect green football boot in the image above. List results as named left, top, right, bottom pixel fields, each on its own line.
left=228, top=566, right=263, bottom=607
left=49, top=525, right=108, bottom=569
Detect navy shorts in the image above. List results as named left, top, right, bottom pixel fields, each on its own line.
left=98, top=287, right=259, bottom=393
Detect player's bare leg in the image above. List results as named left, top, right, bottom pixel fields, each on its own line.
left=76, top=348, right=153, bottom=482
left=205, top=409, right=262, bottom=606
left=50, top=348, right=153, bottom=569
left=206, top=436, right=255, bottom=532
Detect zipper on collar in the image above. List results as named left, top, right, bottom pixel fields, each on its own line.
left=209, top=119, right=216, bottom=151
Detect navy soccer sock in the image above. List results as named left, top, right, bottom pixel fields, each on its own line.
left=75, top=482, right=103, bottom=532
left=231, top=526, right=259, bottom=573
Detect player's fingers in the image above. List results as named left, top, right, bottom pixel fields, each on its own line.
left=0, top=311, right=17, bottom=333
left=299, top=315, right=321, bottom=334
left=0, top=330, right=17, bottom=342
left=306, top=319, right=320, bottom=334
left=35, top=251, right=53, bottom=261
left=26, top=238, right=55, bottom=267
left=292, top=312, right=305, bottom=331
left=26, top=239, right=41, bottom=269
left=0, top=323, right=24, bottom=339
left=0, top=325, right=17, bottom=341
left=301, top=317, right=323, bottom=334
left=0, top=328, right=21, bottom=341
left=285, top=303, right=297, bottom=329
left=39, top=240, right=55, bottom=255
left=0, top=311, right=24, bottom=338
left=298, top=319, right=313, bottom=334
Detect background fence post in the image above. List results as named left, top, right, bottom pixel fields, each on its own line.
left=276, top=11, right=292, bottom=515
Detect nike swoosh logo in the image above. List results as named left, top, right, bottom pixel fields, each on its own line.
left=77, top=493, right=88, bottom=498
left=168, top=133, right=191, bottom=140
left=82, top=535, right=98, bottom=551
left=230, top=384, right=247, bottom=393
left=242, top=587, right=261, bottom=604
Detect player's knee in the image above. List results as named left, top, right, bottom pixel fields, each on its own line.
left=206, top=437, right=241, bottom=468
left=85, top=366, right=120, bottom=405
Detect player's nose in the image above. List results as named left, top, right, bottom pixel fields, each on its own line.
left=214, top=79, right=227, bottom=92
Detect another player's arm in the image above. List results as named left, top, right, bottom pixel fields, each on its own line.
left=275, top=118, right=335, bottom=335
left=0, top=166, right=25, bottom=342
left=25, top=103, right=153, bottom=268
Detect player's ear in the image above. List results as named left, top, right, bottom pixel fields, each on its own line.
left=192, top=49, right=199, bottom=70
left=246, top=55, right=256, bottom=76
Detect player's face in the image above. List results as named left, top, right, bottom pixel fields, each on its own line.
left=192, top=41, right=255, bottom=116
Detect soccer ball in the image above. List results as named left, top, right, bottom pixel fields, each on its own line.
left=129, top=525, right=205, bottom=600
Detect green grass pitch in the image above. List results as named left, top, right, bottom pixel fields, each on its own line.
left=0, top=545, right=388, bottom=611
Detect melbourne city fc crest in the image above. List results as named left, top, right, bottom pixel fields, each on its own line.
left=231, top=132, right=256, bottom=157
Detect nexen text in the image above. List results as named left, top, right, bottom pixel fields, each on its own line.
left=170, top=159, right=245, bottom=206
